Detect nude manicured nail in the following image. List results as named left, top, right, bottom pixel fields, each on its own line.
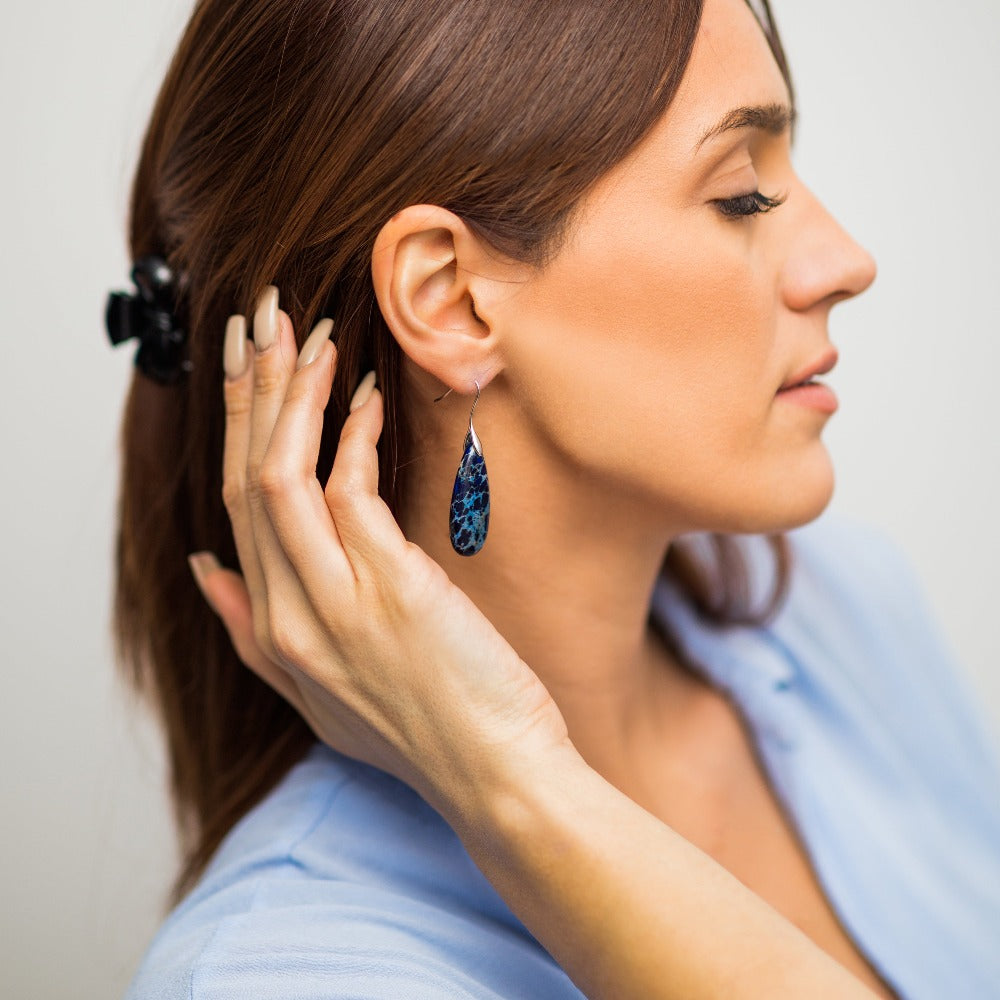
left=349, top=370, right=378, bottom=412
left=188, top=551, right=221, bottom=612
left=296, top=318, right=335, bottom=371
left=223, top=315, right=248, bottom=379
left=253, top=285, right=279, bottom=351
left=188, top=550, right=220, bottom=583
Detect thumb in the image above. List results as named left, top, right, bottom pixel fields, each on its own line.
left=187, top=551, right=224, bottom=614
left=186, top=551, right=305, bottom=712
left=187, top=551, right=254, bottom=632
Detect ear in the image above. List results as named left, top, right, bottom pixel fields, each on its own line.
left=371, top=204, right=509, bottom=393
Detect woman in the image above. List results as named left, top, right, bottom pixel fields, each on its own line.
left=111, top=0, right=1000, bottom=997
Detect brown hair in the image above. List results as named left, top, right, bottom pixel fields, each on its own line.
left=112, top=0, right=796, bottom=910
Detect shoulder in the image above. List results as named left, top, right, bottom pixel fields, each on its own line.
left=123, top=745, right=580, bottom=1000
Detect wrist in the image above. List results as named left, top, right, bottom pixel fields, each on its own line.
left=441, top=734, right=590, bottom=866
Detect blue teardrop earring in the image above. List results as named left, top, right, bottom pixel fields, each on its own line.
left=433, top=380, right=489, bottom=556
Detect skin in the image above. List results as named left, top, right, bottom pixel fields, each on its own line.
left=195, top=0, right=882, bottom=995
left=370, top=0, right=875, bottom=795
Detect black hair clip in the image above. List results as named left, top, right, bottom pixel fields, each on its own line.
left=105, top=255, right=192, bottom=385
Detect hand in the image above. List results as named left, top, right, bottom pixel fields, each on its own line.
left=189, top=287, right=571, bottom=823
left=186, top=291, right=884, bottom=1000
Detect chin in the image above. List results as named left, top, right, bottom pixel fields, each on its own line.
left=768, top=446, right=836, bottom=532
left=719, top=447, right=837, bottom=536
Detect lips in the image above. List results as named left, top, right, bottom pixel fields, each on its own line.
left=778, top=347, right=839, bottom=391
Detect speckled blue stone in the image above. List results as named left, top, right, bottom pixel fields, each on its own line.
left=449, top=431, right=489, bottom=556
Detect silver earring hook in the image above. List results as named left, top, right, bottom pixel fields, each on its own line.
left=434, top=381, right=483, bottom=456
left=467, top=381, right=482, bottom=454
left=433, top=380, right=481, bottom=407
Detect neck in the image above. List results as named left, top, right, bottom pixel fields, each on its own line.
left=399, top=392, right=706, bottom=786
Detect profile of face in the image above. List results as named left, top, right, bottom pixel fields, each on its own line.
left=372, top=0, right=878, bottom=556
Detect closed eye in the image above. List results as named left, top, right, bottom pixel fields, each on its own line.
left=713, top=189, right=788, bottom=220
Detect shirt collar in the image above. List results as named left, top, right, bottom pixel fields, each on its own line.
left=650, top=569, right=800, bottom=750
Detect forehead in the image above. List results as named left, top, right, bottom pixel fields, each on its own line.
left=564, top=0, right=795, bottom=221
left=663, top=0, right=793, bottom=154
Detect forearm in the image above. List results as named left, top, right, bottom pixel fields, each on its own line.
left=449, top=743, right=880, bottom=1000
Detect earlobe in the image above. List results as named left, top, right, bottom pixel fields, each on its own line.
left=371, top=204, right=498, bottom=390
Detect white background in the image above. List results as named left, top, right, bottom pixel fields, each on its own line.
left=1, top=1, right=997, bottom=997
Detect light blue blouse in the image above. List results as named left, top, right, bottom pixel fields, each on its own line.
left=123, top=509, right=1000, bottom=999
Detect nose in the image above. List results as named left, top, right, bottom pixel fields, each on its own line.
left=781, top=184, right=878, bottom=312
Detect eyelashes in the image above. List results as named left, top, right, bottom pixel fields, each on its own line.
left=713, top=189, right=788, bottom=220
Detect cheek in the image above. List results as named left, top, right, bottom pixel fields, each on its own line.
left=504, top=225, right=776, bottom=483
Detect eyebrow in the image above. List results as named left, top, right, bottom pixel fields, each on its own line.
left=694, top=101, right=797, bottom=153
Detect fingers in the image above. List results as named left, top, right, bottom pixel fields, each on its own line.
left=261, top=359, right=405, bottom=606
left=255, top=329, right=354, bottom=582
left=223, top=287, right=325, bottom=662
left=324, top=377, right=404, bottom=561
left=190, top=557, right=305, bottom=711
left=221, top=283, right=405, bottom=669
left=222, top=314, right=271, bottom=645
left=247, top=288, right=294, bottom=488
left=248, top=291, right=335, bottom=656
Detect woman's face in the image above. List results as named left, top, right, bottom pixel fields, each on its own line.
left=490, top=0, right=877, bottom=537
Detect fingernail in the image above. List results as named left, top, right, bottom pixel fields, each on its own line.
left=349, top=370, right=378, bottom=412
left=223, top=315, right=249, bottom=380
left=296, top=318, right=335, bottom=371
left=253, top=285, right=279, bottom=351
left=188, top=551, right=221, bottom=610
